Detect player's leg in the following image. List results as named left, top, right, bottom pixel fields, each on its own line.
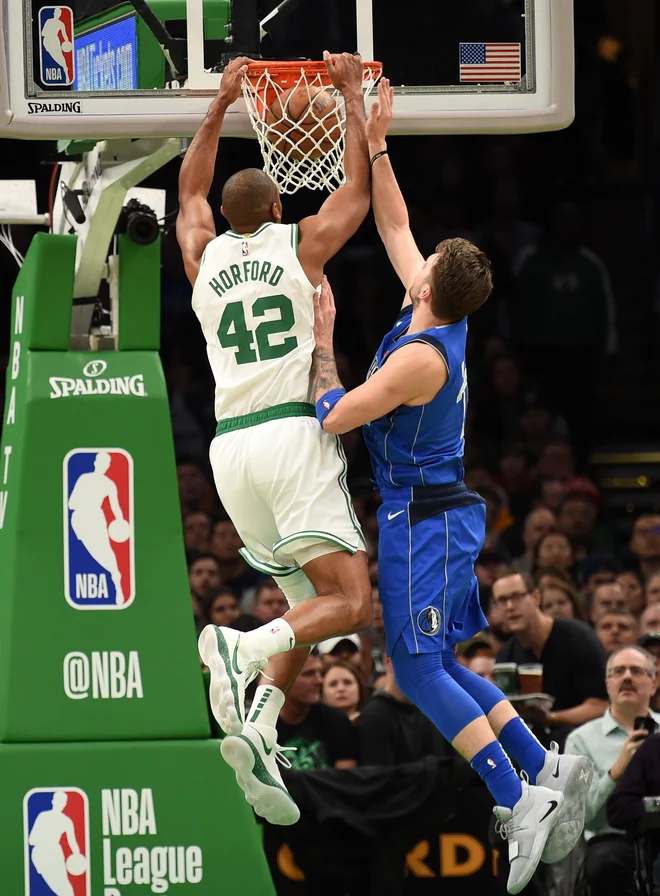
left=381, top=500, right=563, bottom=894
left=437, top=505, right=593, bottom=864
left=201, top=422, right=370, bottom=722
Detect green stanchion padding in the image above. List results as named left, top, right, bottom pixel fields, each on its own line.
left=0, top=740, right=276, bottom=895
left=0, top=236, right=209, bottom=742
left=13, top=232, right=76, bottom=351
left=118, top=235, right=161, bottom=351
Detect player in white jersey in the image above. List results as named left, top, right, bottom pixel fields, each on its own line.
left=177, top=53, right=373, bottom=825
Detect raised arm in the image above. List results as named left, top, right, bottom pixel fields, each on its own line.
left=366, top=78, right=424, bottom=304
left=298, top=52, right=370, bottom=285
left=176, top=57, right=250, bottom=286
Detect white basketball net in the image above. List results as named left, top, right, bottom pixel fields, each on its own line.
left=242, top=65, right=380, bottom=194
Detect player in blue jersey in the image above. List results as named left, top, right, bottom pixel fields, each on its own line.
left=309, top=79, right=593, bottom=895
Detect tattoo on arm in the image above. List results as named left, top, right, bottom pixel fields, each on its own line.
left=311, top=347, right=344, bottom=401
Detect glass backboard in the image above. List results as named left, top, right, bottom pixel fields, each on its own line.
left=0, top=0, right=573, bottom=139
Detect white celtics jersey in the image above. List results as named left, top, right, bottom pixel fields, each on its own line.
left=192, top=222, right=317, bottom=421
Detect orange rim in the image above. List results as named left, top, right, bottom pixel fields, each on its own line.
left=244, top=60, right=382, bottom=118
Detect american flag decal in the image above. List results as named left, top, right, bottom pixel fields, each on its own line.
left=459, top=43, right=522, bottom=83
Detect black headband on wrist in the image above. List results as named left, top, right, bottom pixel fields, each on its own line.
left=370, top=150, right=388, bottom=167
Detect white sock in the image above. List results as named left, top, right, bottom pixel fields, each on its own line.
left=247, top=685, right=285, bottom=728
left=241, top=617, right=295, bottom=659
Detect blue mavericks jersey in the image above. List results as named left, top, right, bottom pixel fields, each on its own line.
left=362, top=306, right=469, bottom=490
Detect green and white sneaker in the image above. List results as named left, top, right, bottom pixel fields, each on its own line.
left=537, top=742, right=593, bottom=864
left=198, top=625, right=267, bottom=736
left=221, top=722, right=300, bottom=826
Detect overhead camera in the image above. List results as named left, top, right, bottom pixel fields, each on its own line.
left=117, top=198, right=160, bottom=245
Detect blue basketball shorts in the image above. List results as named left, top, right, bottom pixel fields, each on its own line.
left=377, top=482, right=487, bottom=656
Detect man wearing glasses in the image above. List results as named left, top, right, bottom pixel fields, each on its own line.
left=493, top=571, right=608, bottom=745
left=565, top=646, right=660, bottom=896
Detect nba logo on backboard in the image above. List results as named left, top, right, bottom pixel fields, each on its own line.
left=38, top=7, right=75, bottom=87
left=63, top=448, right=135, bottom=609
left=24, top=787, right=90, bottom=896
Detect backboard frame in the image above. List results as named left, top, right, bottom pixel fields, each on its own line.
left=0, top=0, right=573, bottom=139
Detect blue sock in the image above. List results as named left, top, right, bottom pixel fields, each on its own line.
left=498, top=717, right=547, bottom=781
left=471, top=741, right=522, bottom=809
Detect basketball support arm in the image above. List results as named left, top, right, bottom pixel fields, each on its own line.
left=52, top=136, right=181, bottom=302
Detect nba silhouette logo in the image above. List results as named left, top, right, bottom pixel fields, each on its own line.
left=38, top=7, right=75, bottom=87
left=63, top=448, right=135, bottom=609
left=24, top=787, right=90, bottom=896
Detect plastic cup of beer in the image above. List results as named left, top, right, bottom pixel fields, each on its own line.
left=518, top=664, right=543, bottom=695
left=493, top=663, right=519, bottom=696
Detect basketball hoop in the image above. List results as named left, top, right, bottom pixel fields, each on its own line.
left=242, top=60, right=382, bottom=195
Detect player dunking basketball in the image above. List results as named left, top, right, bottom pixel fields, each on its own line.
left=176, top=53, right=375, bottom=826
left=307, top=79, right=594, bottom=895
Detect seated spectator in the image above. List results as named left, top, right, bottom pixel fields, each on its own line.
left=188, top=553, right=223, bottom=632
left=494, top=442, right=534, bottom=518
left=581, top=554, right=622, bottom=606
left=539, top=576, right=586, bottom=621
left=536, top=439, right=576, bottom=483
left=646, top=570, right=660, bottom=606
left=322, top=662, right=365, bottom=721
left=565, top=646, right=660, bottom=896
left=494, top=571, right=608, bottom=747
left=639, top=633, right=660, bottom=678
left=590, top=581, right=628, bottom=624
left=532, top=529, right=576, bottom=581
left=501, top=506, right=556, bottom=575
left=201, top=588, right=241, bottom=628
left=465, top=652, right=495, bottom=684
left=519, top=402, right=568, bottom=462
left=557, top=478, right=617, bottom=561
left=183, top=511, right=212, bottom=554
left=457, top=634, right=495, bottom=666
left=317, top=634, right=362, bottom=672
left=607, top=730, right=660, bottom=890
left=356, top=656, right=451, bottom=764
left=530, top=475, right=569, bottom=515
left=640, top=604, right=660, bottom=637
left=534, top=565, right=575, bottom=589
left=209, top=516, right=264, bottom=603
left=629, top=514, right=660, bottom=581
left=251, top=578, right=289, bottom=625
left=277, top=651, right=359, bottom=770
left=177, top=457, right=215, bottom=514
left=475, top=550, right=512, bottom=588
left=617, top=569, right=646, bottom=617
left=481, top=484, right=514, bottom=551
left=596, top=609, right=639, bottom=657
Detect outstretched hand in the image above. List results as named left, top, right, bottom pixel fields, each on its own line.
left=366, top=77, right=394, bottom=148
left=217, top=56, right=252, bottom=106
left=313, top=276, right=337, bottom=349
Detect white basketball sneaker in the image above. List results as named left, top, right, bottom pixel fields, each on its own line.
left=221, top=721, right=300, bottom=826
left=198, top=625, right=267, bottom=736
left=494, top=778, right=564, bottom=894
left=536, top=742, right=593, bottom=863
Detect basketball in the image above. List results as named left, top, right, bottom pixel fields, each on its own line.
left=60, top=41, right=73, bottom=53
left=65, top=854, right=87, bottom=876
left=108, top=518, right=131, bottom=543
left=265, top=86, right=342, bottom=160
